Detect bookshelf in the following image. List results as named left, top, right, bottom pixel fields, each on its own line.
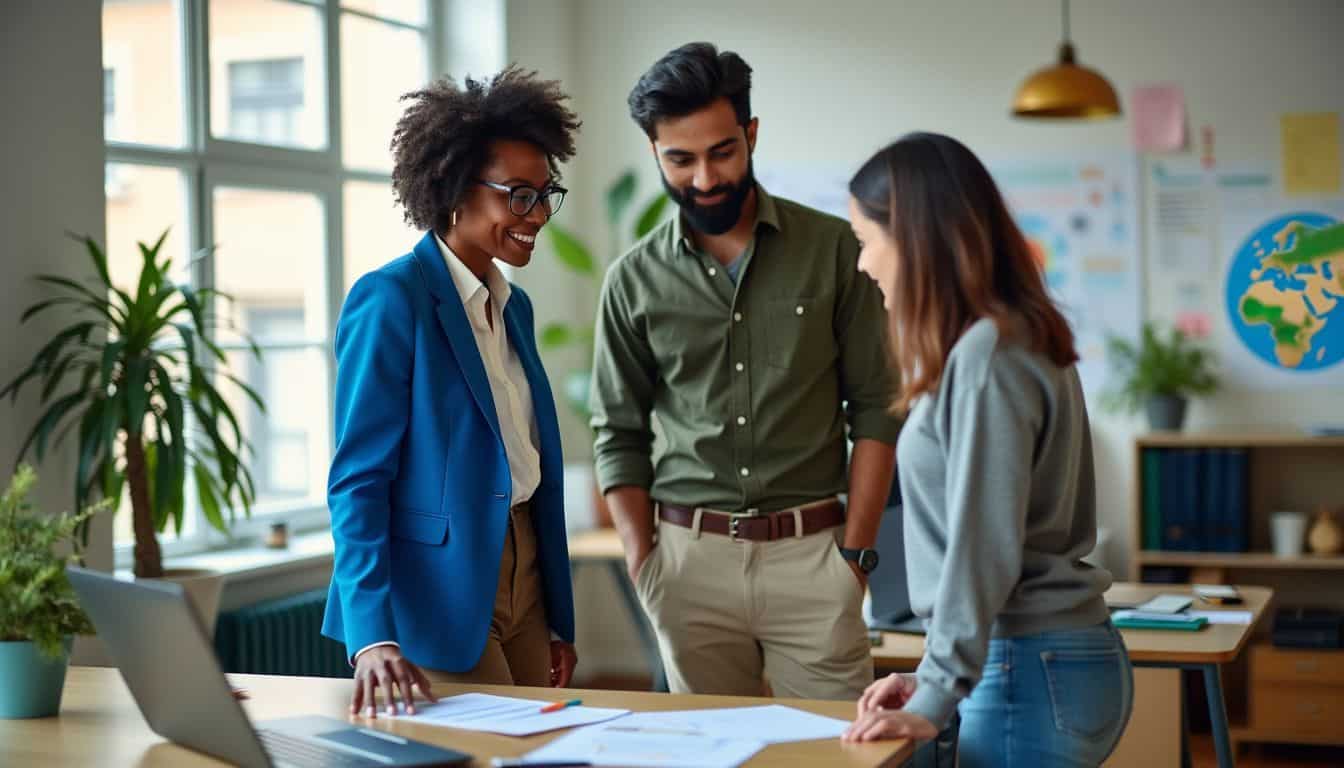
left=1129, top=431, right=1344, bottom=752
left=1129, top=431, right=1344, bottom=582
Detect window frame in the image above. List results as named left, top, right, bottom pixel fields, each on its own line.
left=106, top=0, right=436, bottom=566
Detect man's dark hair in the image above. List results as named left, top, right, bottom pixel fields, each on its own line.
left=627, top=42, right=753, bottom=140
left=391, top=66, right=580, bottom=234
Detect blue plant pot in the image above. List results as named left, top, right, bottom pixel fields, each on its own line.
left=0, top=639, right=71, bottom=718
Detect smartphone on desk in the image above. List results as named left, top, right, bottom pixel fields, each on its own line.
left=1194, top=584, right=1243, bottom=605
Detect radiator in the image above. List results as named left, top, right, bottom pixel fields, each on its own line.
left=214, top=588, right=352, bottom=678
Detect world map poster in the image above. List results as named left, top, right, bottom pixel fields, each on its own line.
left=1219, top=181, right=1344, bottom=388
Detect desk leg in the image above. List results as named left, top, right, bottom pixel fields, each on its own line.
left=1201, top=664, right=1233, bottom=768
left=603, top=560, right=667, bottom=692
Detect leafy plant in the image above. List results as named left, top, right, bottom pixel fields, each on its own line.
left=1, top=231, right=264, bottom=578
left=541, top=170, right=670, bottom=420
left=0, top=465, right=107, bottom=658
left=1103, top=323, right=1220, bottom=413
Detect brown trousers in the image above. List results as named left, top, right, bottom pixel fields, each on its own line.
left=421, top=504, right=551, bottom=686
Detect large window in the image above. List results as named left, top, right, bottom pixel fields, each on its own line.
left=103, top=0, right=428, bottom=560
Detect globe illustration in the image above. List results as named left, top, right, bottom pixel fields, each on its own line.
left=1224, top=212, right=1344, bottom=372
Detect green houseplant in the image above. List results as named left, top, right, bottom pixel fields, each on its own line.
left=0, top=465, right=105, bottom=718
left=540, top=170, right=669, bottom=420
left=1, top=232, right=263, bottom=580
left=1104, top=323, right=1219, bottom=431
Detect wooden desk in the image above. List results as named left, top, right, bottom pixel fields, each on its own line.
left=0, top=667, right=913, bottom=768
left=873, top=583, right=1273, bottom=768
left=568, top=528, right=668, bottom=690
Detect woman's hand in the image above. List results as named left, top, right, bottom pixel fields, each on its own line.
left=550, top=641, right=578, bottom=687
left=351, top=646, right=436, bottom=718
left=857, top=672, right=917, bottom=714
left=842, top=709, right=938, bottom=743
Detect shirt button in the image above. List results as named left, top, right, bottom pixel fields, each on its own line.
left=740, top=467, right=750, bottom=477
left=737, top=416, right=746, bottom=426
left=795, top=305, right=805, bottom=315
left=733, top=312, right=742, bottom=322
left=735, top=362, right=744, bottom=372
left=708, top=267, right=717, bottom=276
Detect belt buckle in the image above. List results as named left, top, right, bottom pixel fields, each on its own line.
left=728, top=507, right=761, bottom=543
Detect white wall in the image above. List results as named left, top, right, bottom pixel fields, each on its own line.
left=505, top=0, right=1344, bottom=677
left=0, top=0, right=112, bottom=570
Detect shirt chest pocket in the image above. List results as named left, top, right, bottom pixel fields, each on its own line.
left=757, top=295, right=836, bottom=371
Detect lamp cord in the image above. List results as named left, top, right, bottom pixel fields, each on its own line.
left=1062, top=0, right=1071, bottom=42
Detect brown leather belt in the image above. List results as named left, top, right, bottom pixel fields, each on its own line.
left=657, top=500, right=845, bottom=542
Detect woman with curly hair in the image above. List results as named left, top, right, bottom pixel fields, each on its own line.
left=322, top=66, right=582, bottom=717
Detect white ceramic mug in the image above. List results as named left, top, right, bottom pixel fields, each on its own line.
left=1270, top=511, right=1308, bottom=557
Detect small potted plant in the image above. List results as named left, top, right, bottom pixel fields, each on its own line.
left=1104, top=323, right=1220, bottom=431
left=0, top=465, right=105, bottom=718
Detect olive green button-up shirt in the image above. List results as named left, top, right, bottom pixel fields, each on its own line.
left=589, top=185, right=901, bottom=512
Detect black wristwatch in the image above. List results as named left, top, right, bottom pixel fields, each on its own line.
left=839, top=547, right=880, bottom=573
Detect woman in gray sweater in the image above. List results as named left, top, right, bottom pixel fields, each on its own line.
left=840, top=133, right=1132, bottom=767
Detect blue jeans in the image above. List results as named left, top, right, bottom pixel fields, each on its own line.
left=957, top=621, right=1133, bottom=768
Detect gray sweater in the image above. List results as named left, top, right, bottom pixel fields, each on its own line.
left=897, top=318, right=1112, bottom=728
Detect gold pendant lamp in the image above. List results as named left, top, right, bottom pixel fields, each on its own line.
left=1012, top=0, right=1121, bottom=119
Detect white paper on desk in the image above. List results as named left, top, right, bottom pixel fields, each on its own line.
left=398, top=693, right=628, bottom=736
left=1189, top=610, right=1253, bottom=625
left=606, top=705, right=850, bottom=745
left=522, top=723, right=765, bottom=768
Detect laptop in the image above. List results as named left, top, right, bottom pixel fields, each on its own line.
left=67, top=566, right=470, bottom=768
left=866, top=505, right=926, bottom=634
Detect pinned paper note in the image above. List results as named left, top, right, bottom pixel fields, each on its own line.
left=1131, top=84, right=1186, bottom=152
left=1281, top=112, right=1341, bottom=196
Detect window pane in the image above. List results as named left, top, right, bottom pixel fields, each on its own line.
left=102, top=0, right=187, bottom=147
left=343, top=180, right=418, bottom=291
left=341, top=15, right=427, bottom=171
left=105, top=163, right=190, bottom=295
left=224, top=345, right=330, bottom=507
left=211, top=186, right=327, bottom=345
left=341, top=0, right=426, bottom=26
left=209, top=0, right=327, bottom=149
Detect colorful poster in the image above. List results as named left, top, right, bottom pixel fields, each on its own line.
left=1218, top=184, right=1344, bottom=388
left=991, top=157, right=1142, bottom=394
left=758, top=157, right=1142, bottom=395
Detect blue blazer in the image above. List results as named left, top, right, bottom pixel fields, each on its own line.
left=321, top=232, right=574, bottom=671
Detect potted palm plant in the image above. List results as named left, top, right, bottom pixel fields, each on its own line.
left=2, top=232, right=263, bottom=630
left=1104, top=322, right=1220, bottom=431
left=541, top=171, right=668, bottom=527
left=0, top=465, right=105, bottom=718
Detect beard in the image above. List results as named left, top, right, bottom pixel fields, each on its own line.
left=661, top=158, right=756, bottom=236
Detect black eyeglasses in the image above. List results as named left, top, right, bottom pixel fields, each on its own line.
left=477, top=180, right=567, bottom=218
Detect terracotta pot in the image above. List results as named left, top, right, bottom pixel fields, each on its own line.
left=1307, top=507, right=1343, bottom=556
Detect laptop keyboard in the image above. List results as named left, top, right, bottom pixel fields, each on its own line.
left=257, top=729, right=381, bottom=768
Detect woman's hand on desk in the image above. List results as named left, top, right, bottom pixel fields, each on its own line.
left=550, top=641, right=578, bottom=687
left=856, top=672, right=917, bottom=714
left=351, top=646, right=437, bottom=718
left=842, top=709, right=938, bottom=743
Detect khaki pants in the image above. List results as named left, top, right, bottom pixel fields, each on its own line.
left=422, top=504, right=551, bottom=687
left=634, top=509, right=872, bottom=700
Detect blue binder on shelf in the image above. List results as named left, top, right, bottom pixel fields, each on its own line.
left=1161, top=449, right=1204, bottom=551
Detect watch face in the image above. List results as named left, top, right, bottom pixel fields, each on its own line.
left=859, top=549, right=880, bottom=573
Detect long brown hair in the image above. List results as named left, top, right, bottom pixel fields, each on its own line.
left=849, top=132, right=1077, bottom=411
